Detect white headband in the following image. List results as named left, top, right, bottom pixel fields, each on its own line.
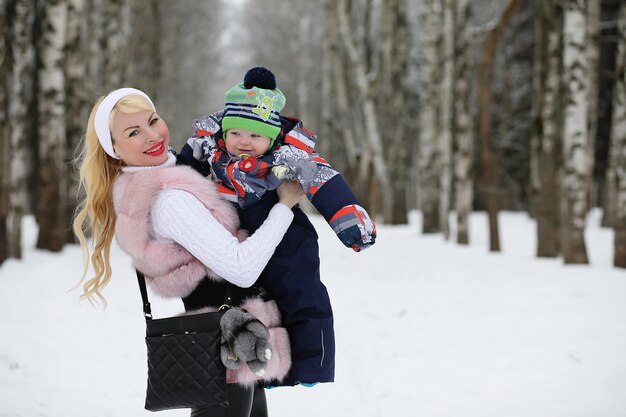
left=94, top=87, right=155, bottom=159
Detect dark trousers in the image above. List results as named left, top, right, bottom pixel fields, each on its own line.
left=190, top=384, right=267, bottom=417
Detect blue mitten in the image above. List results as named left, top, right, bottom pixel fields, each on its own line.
left=329, top=204, right=377, bottom=252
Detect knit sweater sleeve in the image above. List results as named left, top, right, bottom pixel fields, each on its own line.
left=151, top=188, right=293, bottom=288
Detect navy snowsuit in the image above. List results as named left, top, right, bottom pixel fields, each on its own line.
left=234, top=189, right=335, bottom=386
left=178, top=122, right=338, bottom=385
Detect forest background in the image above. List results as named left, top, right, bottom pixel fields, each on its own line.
left=1, top=0, right=625, bottom=269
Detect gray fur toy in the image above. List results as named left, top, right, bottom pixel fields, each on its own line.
left=220, top=307, right=272, bottom=376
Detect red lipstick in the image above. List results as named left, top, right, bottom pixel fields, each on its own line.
left=145, top=141, right=165, bottom=156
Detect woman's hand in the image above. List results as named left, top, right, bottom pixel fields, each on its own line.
left=277, top=180, right=304, bottom=208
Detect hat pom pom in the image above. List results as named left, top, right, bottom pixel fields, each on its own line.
left=244, top=67, right=277, bottom=90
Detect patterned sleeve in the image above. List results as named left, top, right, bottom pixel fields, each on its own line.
left=280, top=122, right=376, bottom=252
left=275, top=121, right=339, bottom=200
left=178, top=111, right=225, bottom=177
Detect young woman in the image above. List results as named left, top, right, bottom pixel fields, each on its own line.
left=73, top=88, right=303, bottom=417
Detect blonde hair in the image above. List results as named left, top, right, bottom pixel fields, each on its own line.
left=73, top=93, right=155, bottom=307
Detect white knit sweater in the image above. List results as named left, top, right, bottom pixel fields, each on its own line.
left=123, top=152, right=294, bottom=288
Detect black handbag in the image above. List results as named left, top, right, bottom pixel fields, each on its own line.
left=136, top=270, right=230, bottom=411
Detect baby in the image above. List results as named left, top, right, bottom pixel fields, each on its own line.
left=179, top=67, right=376, bottom=386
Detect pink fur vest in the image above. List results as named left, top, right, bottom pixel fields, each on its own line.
left=112, top=166, right=291, bottom=384
left=113, top=165, right=241, bottom=298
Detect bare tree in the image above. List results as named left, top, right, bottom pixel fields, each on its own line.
left=336, top=0, right=392, bottom=221
left=64, top=0, right=85, bottom=243
left=125, top=0, right=160, bottom=98
left=296, top=15, right=313, bottom=126
left=320, top=3, right=334, bottom=158
left=611, top=2, right=626, bottom=268
left=529, top=0, right=543, bottom=221
left=36, top=0, right=67, bottom=251
left=326, top=0, right=358, bottom=174
left=586, top=0, right=601, bottom=209
left=101, top=0, right=126, bottom=91
left=498, top=2, right=535, bottom=211
left=7, top=0, right=30, bottom=258
left=600, top=0, right=622, bottom=227
left=84, top=0, right=102, bottom=95
left=379, top=0, right=410, bottom=224
left=0, top=0, right=9, bottom=264
left=536, top=0, right=562, bottom=257
left=417, top=0, right=441, bottom=234
left=439, top=0, right=454, bottom=238
left=561, top=0, right=589, bottom=264
left=454, top=0, right=473, bottom=245
left=477, top=0, right=525, bottom=252
left=352, top=1, right=380, bottom=216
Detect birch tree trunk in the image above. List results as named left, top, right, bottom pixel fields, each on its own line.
left=417, top=0, right=441, bottom=233
left=380, top=0, right=409, bottom=224
left=439, top=0, right=454, bottom=239
left=64, top=0, right=84, bottom=243
left=337, top=0, right=392, bottom=221
left=529, top=0, right=543, bottom=220
left=85, top=0, right=102, bottom=94
left=36, top=0, right=67, bottom=251
left=351, top=1, right=378, bottom=216
left=611, top=2, right=626, bottom=268
left=126, top=0, right=160, bottom=97
left=477, top=0, right=525, bottom=252
left=500, top=3, right=534, bottom=211
left=8, top=0, right=30, bottom=258
left=537, top=0, right=562, bottom=257
left=327, top=0, right=358, bottom=174
left=603, top=105, right=618, bottom=228
left=561, top=0, right=589, bottom=264
left=297, top=16, right=312, bottom=128
left=586, top=0, right=600, bottom=208
left=101, top=0, right=125, bottom=90
left=477, top=17, right=500, bottom=252
left=600, top=1, right=621, bottom=228
left=0, top=0, right=9, bottom=264
left=319, top=2, right=333, bottom=162
left=454, top=0, right=473, bottom=245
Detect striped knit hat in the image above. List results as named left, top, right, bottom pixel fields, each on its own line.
left=222, top=67, right=286, bottom=145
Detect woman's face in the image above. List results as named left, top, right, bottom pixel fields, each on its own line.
left=111, top=110, right=170, bottom=167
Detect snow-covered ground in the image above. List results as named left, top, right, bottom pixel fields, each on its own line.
left=1, top=210, right=625, bottom=417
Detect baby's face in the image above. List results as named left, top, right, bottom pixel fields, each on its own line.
left=225, top=128, right=271, bottom=157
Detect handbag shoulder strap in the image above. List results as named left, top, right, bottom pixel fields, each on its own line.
left=136, top=270, right=153, bottom=319
left=135, top=270, right=236, bottom=320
